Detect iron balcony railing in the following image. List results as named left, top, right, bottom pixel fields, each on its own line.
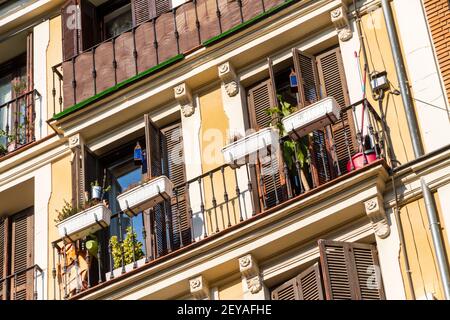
left=0, top=89, right=40, bottom=157
left=51, top=0, right=295, bottom=115
left=51, top=98, right=389, bottom=299
left=0, top=264, right=44, bottom=300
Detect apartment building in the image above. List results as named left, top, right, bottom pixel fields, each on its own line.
left=0, top=0, right=449, bottom=300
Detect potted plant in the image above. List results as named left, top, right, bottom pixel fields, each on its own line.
left=267, top=95, right=311, bottom=191
left=116, top=174, right=173, bottom=217
left=106, top=226, right=145, bottom=280
left=55, top=199, right=112, bottom=241
left=90, top=169, right=112, bottom=200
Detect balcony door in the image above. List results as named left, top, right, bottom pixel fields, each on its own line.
left=0, top=207, right=34, bottom=300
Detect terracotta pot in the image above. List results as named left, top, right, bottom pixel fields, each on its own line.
left=347, top=151, right=377, bottom=172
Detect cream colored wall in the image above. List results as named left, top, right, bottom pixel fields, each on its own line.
left=218, top=277, right=243, bottom=300
left=399, top=194, right=450, bottom=300
left=46, top=16, right=62, bottom=128
left=47, top=153, right=72, bottom=300
left=359, top=7, right=417, bottom=165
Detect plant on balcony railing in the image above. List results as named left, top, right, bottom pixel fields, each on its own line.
left=266, top=95, right=311, bottom=191
left=109, top=226, right=144, bottom=270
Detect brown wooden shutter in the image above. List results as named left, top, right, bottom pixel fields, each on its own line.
left=292, top=48, right=320, bottom=108
left=247, top=79, right=275, bottom=131
left=271, top=277, right=299, bottom=300
left=297, top=263, right=325, bottom=300
left=132, top=0, right=171, bottom=25
left=10, top=208, right=34, bottom=300
left=272, top=262, right=324, bottom=300
left=79, top=0, right=100, bottom=51
left=316, top=48, right=357, bottom=175
left=319, top=240, right=385, bottom=300
left=71, top=145, right=84, bottom=209
left=162, top=122, right=191, bottom=249
left=0, top=217, right=8, bottom=300
left=144, top=115, right=168, bottom=257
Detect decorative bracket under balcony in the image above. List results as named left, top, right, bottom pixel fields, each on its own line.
left=68, top=133, right=83, bottom=150
left=218, top=61, right=239, bottom=97
left=364, top=196, right=390, bottom=239
left=189, top=275, right=210, bottom=300
left=239, top=254, right=263, bottom=294
left=174, top=83, right=195, bottom=117
left=331, top=4, right=353, bottom=42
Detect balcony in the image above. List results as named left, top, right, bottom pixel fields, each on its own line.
left=50, top=98, right=389, bottom=299
left=0, top=89, right=39, bottom=158
left=51, top=0, right=295, bottom=115
left=0, top=264, right=44, bottom=300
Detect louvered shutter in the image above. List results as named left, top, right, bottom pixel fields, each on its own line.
left=132, top=0, right=172, bottom=25
left=271, top=277, right=299, bottom=300
left=162, top=122, right=191, bottom=249
left=84, top=147, right=106, bottom=200
left=247, top=77, right=285, bottom=209
left=316, top=48, right=356, bottom=175
left=10, top=208, right=34, bottom=300
left=0, top=217, right=8, bottom=300
left=144, top=114, right=168, bottom=257
left=319, top=240, right=385, bottom=300
left=296, top=263, right=325, bottom=300
left=61, top=0, right=81, bottom=61
left=292, top=48, right=320, bottom=108
left=71, top=146, right=84, bottom=209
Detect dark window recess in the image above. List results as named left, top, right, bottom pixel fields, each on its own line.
left=0, top=208, right=34, bottom=300
left=271, top=240, right=385, bottom=300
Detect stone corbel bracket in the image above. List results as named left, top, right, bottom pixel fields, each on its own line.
left=364, top=196, right=390, bottom=239
left=239, top=254, right=262, bottom=294
left=68, top=133, right=83, bottom=150
left=331, top=5, right=353, bottom=42
left=174, top=83, right=195, bottom=117
left=218, top=61, right=239, bottom=97
left=189, top=275, right=210, bottom=300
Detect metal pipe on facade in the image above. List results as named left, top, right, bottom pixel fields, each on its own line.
left=420, top=178, right=450, bottom=299
left=380, top=0, right=424, bottom=158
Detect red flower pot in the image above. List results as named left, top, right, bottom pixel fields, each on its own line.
left=347, top=151, right=377, bottom=172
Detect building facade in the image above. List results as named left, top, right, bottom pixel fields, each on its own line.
left=0, top=0, right=449, bottom=300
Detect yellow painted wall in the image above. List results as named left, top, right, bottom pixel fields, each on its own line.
left=218, top=277, right=243, bottom=300
left=359, top=7, right=420, bottom=165
left=399, top=193, right=450, bottom=300
left=198, top=86, right=241, bottom=233
left=46, top=16, right=62, bottom=125
left=47, top=153, right=72, bottom=299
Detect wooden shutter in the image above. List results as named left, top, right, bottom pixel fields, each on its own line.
left=247, top=79, right=275, bottom=131
left=271, top=262, right=324, bottom=300
left=71, top=145, right=84, bottom=209
left=132, top=0, right=171, bottom=25
left=292, top=48, right=320, bottom=108
left=10, top=208, right=34, bottom=300
left=79, top=0, right=100, bottom=51
left=161, top=122, right=191, bottom=249
left=62, top=0, right=81, bottom=61
left=297, top=263, right=325, bottom=300
left=319, top=240, right=385, bottom=300
left=0, top=217, right=8, bottom=300
left=144, top=114, right=168, bottom=257
left=316, top=48, right=357, bottom=175
left=271, top=277, right=299, bottom=300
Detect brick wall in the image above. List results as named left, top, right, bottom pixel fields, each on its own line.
left=423, top=0, right=450, bottom=104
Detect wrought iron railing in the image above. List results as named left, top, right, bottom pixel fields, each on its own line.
left=0, top=89, right=40, bottom=157
left=0, top=264, right=44, bottom=300
left=50, top=98, right=388, bottom=299
left=51, top=0, right=295, bottom=114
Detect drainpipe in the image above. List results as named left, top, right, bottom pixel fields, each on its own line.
left=380, top=0, right=424, bottom=158
left=421, top=178, right=450, bottom=300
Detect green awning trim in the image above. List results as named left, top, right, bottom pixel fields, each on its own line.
left=52, top=54, right=185, bottom=120
left=202, top=0, right=296, bottom=47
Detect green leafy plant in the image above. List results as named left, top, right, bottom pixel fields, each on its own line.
left=54, top=200, right=81, bottom=223
left=109, top=226, right=144, bottom=269
left=266, top=95, right=311, bottom=191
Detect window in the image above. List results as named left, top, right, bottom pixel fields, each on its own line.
left=271, top=240, right=385, bottom=300
left=245, top=46, right=358, bottom=210
left=0, top=207, right=34, bottom=300
left=104, top=3, right=133, bottom=38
